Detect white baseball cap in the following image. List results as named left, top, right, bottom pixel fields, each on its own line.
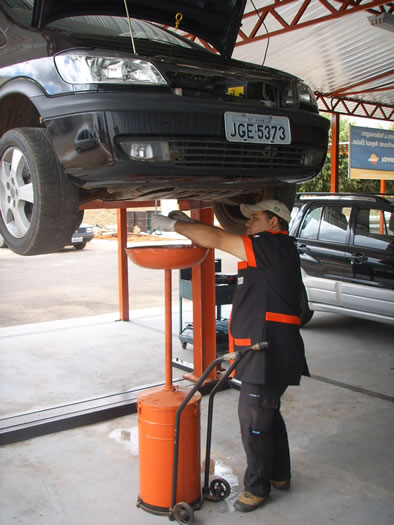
left=240, top=199, right=291, bottom=223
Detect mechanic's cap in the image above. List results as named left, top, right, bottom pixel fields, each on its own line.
left=240, top=199, right=291, bottom=223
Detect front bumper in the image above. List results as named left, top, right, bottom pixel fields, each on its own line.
left=40, top=91, right=329, bottom=195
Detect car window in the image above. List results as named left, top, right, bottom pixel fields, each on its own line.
left=319, top=206, right=350, bottom=243
left=354, top=207, right=394, bottom=251
left=299, top=206, right=322, bottom=239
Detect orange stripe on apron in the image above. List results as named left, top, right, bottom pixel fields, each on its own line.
left=265, top=312, right=301, bottom=325
left=233, top=337, right=252, bottom=346
left=242, top=236, right=257, bottom=268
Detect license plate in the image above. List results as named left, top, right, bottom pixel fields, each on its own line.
left=224, top=112, right=291, bottom=145
left=73, top=236, right=83, bottom=243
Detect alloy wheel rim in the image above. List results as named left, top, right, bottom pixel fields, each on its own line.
left=0, top=146, right=34, bottom=238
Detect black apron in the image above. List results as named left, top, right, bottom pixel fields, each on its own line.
left=229, top=231, right=309, bottom=385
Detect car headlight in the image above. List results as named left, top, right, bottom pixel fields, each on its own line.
left=282, top=81, right=318, bottom=111
left=54, top=53, right=168, bottom=85
left=297, top=82, right=318, bottom=110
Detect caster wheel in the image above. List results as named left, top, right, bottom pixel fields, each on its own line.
left=173, top=502, right=194, bottom=524
left=210, top=477, right=231, bottom=500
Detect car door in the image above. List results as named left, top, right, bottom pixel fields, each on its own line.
left=295, top=203, right=351, bottom=306
left=342, top=205, right=394, bottom=317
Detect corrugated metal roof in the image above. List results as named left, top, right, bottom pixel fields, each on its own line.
left=232, top=0, right=394, bottom=115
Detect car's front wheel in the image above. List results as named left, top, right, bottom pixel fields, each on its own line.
left=213, top=184, right=297, bottom=234
left=0, top=232, right=7, bottom=248
left=0, top=128, right=80, bottom=255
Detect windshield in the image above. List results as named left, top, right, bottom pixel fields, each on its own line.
left=5, top=0, right=202, bottom=50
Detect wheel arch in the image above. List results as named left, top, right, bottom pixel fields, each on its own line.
left=0, top=80, right=44, bottom=137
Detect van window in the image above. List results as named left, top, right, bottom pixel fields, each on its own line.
left=319, top=206, right=350, bottom=243
left=354, top=207, right=394, bottom=251
left=299, top=206, right=322, bottom=239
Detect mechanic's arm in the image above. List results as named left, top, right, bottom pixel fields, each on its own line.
left=152, top=214, right=246, bottom=260
left=175, top=221, right=246, bottom=260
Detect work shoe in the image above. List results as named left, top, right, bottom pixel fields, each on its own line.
left=233, top=490, right=267, bottom=512
left=271, top=479, right=291, bottom=490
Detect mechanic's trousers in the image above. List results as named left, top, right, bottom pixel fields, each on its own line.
left=238, top=383, right=290, bottom=497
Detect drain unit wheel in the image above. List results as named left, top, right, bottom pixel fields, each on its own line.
left=210, top=477, right=231, bottom=500
left=173, top=502, right=194, bottom=524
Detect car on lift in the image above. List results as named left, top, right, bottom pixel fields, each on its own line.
left=0, top=0, right=330, bottom=255
left=290, top=193, right=394, bottom=325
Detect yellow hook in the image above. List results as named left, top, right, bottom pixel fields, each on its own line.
left=175, top=12, right=183, bottom=30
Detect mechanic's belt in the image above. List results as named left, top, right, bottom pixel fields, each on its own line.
left=265, top=312, right=301, bottom=325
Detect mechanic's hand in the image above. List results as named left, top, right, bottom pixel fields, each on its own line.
left=152, top=214, right=177, bottom=232
left=168, top=210, right=195, bottom=223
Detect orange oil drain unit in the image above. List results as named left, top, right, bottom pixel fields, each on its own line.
left=126, top=244, right=266, bottom=524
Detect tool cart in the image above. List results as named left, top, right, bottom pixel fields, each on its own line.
left=179, top=259, right=236, bottom=353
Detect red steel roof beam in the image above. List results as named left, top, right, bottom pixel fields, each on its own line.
left=234, top=0, right=389, bottom=45
left=315, top=93, right=394, bottom=120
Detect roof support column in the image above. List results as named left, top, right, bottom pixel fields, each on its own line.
left=331, top=113, right=340, bottom=193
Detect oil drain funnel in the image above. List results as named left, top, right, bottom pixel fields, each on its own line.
left=126, top=244, right=208, bottom=516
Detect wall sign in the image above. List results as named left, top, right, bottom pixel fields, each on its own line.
left=349, top=125, right=394, bottom=180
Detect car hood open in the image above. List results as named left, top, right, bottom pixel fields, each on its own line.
left=31, top=0, right=247, bottom=58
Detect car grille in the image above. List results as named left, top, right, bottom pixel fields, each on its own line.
left=167, top=139, right=304, bottom=168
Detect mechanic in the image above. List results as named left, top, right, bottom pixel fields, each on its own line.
left=152, top=199, right=309, bottom=513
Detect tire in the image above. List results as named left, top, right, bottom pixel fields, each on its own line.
left=300, top=284, right=314, bottom=326
left=0, top=232, right=7, bottom=248
left=213, top=202, right=247, bottom=235
left=173, top=502, right=194, bottom=524
left=0, top=128, right=80, bottom=255
left=74, top=242, right=87, bottom=250
left=73, top=209, right=85, bottom=232
left=213, top=184, right=297, bottom=234
left=209, top=477, right=231, bottom=500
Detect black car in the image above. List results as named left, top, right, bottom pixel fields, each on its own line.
left=70, top=223, right=94, bottom=250
left=0, top=0, right=329, bottom=255
left=290, top=193, right=394, bottom=325
left=0, top=222, right=94, bottom=250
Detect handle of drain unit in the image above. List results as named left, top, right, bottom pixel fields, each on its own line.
left=222, top=341, right=270, bottom=361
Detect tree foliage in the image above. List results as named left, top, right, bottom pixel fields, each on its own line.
left=297, top=115, right=394, bottom=194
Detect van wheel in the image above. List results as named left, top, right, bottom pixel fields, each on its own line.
left=0, top=128, right=79, bottom=255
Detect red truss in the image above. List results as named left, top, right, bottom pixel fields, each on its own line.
left=316, top=93, right=394, bottom=120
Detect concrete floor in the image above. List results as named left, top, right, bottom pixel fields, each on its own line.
left=1, top=307, right=393, bottom=525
